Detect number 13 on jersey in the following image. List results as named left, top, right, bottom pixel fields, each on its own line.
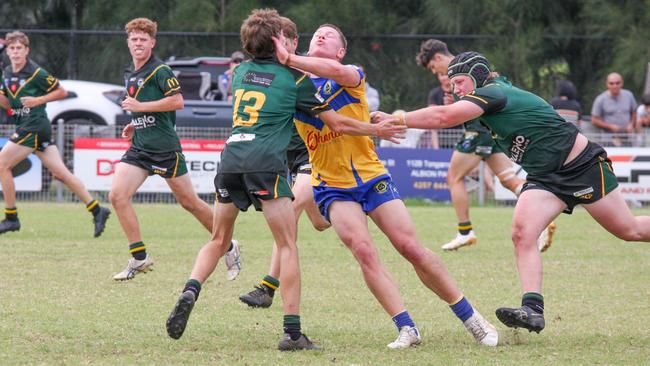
left=232, top=89, right=267, bottom=126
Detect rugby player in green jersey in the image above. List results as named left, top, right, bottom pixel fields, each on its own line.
left=416, top=39, right=555, bottom=252
left=165, top=9, right=405, bottom=350
left=373, top=51, right=650, bottom=333
left=239, top=16, right=331, bottom=310
left=0, top=31, right=110, bottom=237
left=111, top=18, right=240, bottom=281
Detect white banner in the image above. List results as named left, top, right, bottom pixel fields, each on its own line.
left=494, top=147, right=650, bottom=201
left=73, top=138, right=224, bottom=193
left=0, top=138, right=42, bottom=191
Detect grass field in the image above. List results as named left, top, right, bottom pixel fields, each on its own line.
left=1, top=202, right=649, bottom=365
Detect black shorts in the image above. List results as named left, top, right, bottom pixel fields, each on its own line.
left=120, top=147, right=188, bottom=178
left=215, top=172, right=294, bottom=211
left=10, top=127, right=54, bottom=152
left=521, top=142, right=618, bottom=214
left=286, top=148, right=311, bottom=185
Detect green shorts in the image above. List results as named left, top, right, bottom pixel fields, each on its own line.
left=10, top=127, right=54, bottom=152
left=214, top=172, right=294, bottom=211
left=454, top=130, right=500, bottom=157
left=521, top=142, right=618, bottom=214
left=120, top=147, right=188, bottom=178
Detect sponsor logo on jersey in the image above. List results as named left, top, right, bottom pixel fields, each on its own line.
left=305, top=130, right=343, bottom=150
left=509, top=135, right=530, bottom=164
left=314, top=93, right=324, bottom=103
left=323, top=81, right=332, bottom=95
left=131, top=114, right=157, bottom=128
left=128, top=85, right=135, bottom=96
left=573, top=187, right=594, bottom=198
left=11, top=107, right=31, bottom=117
left=137, top=78, right=144, bottom=87
left=242, top=71, right=275, bottom=88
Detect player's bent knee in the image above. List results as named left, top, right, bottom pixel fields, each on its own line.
left=350, top=242, right=381, bottom=269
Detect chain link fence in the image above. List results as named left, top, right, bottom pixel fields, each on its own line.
left=2, top=123, right=649, bottom=205
left=0, top=29, right=627, bottom=113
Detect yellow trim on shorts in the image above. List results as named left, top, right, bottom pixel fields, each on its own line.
left=599, top=161, right=605, bottom=197
left=172, top=152, right=180, bottom=178
left=273, top=174, right=280, bottom=198
left=16, top=132, right=33, bottom=145
left=129, top=246, right=147, bottom=253
left=261, top=280, right=278, bottom=290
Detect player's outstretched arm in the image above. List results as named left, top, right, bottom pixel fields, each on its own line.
left=371, top=100, right=483, bottom=129
left=122, top=93, right=184, bottom=113
left=272, top=35, right=359, bottom=87
left=319, top=109, right=405, bottom=143
left=20, top=86, right=67, bottom=108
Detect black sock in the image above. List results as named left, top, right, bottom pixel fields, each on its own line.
left=129, top=241, right=147, bottom=260
left=458, top=221, right=472, bottom=235
left=283, top=314, right=301, bottom=341
left=261, top=275, right=279, bottom=297
left=227, top=242, right=233, bottom=252
left=4, top=207, right=18, bottom=221
left=522, top=292, right=544, bottom=314
left=86, top=199, right=101, bottom=216
left=183, top=279, right=202, bottom=301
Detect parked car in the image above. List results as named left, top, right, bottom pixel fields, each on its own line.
left=46, top=79, right=124, bottom=125
left=164, top=56, right=234, bottom=128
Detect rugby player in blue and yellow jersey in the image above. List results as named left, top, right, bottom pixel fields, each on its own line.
left=273, top=25, right=499, bottom=348
left=165, top=9, right=404, bottom=351
left=0, top=31, right=110, bottom=237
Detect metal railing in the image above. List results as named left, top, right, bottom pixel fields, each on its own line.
left=1, top=123, right=649, bottom=204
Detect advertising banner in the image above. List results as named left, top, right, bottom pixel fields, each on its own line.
left=0, top=138, right=42, bottom=191
left=73, top=138, right=224, bottom=193
left=376, top=147, right=452, bottom=201
left=494, top=147, right=650, bottom=201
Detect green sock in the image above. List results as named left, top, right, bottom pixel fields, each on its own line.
left=283, top=314, right=301, bottom=340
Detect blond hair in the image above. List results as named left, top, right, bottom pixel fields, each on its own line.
left=125, top=18, right=157, bottom=38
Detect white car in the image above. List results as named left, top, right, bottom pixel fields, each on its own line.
left=46, top=80, right=124, bottom=125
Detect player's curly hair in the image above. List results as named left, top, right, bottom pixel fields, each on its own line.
left=125, top=18, right=157, bottom=38
left=280, top=16, right=298, bottom=40
left=240, top=9, right=282, bottom=58
left=5, top=31, right=29, bottom=47
left=415, top=39, right=451, bottom=68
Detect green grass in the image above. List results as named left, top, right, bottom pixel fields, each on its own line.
left=1, top=203, right=649, bottom=365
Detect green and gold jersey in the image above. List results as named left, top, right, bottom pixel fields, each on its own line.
left=459, top=76, right=578, bottom=175
left=1, top=59, right=59, bottom=131
left=219, top=58, right=330, bottom=174
left=124, top=55, right=182, bottom=153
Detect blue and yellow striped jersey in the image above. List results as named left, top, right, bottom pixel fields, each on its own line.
left=294, top=66, right=387, bottom=188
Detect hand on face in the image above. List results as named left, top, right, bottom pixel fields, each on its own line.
left=272, top=32, right=290, bottom=64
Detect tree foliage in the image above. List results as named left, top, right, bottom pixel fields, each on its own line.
left=1, top=0, right=649, bottom=111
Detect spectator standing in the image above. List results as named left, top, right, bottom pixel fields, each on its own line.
left=550, top=80, right=582, bottom=128
left=218, top=51, right=245, bottom=101
left=636, top=93, right=650, bottom=128
left=591, top=72, right=638, bottom=146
